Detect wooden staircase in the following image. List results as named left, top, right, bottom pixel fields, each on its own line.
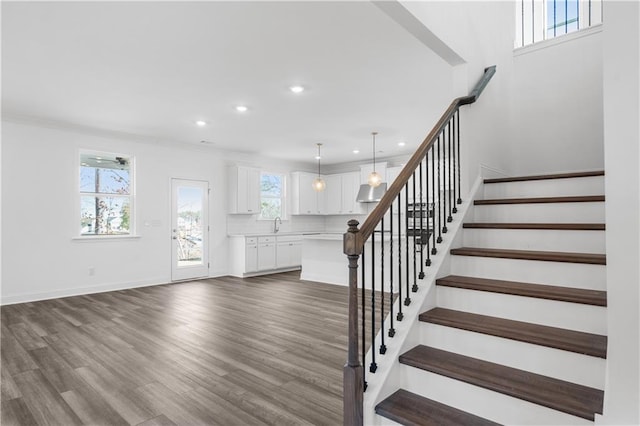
left=374, top=171, right=607, bottom=425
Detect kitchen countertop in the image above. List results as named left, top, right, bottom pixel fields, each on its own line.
left=228, top=232, right=319, bottom=237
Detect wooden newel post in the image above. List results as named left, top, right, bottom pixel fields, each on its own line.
left=343, top=219, right=364, bottom=426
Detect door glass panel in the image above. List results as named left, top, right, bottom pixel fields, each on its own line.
left=176, top=186, right=204, bottom=267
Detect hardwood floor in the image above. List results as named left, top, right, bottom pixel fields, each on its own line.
left=1, top=272, right=366, bottom=425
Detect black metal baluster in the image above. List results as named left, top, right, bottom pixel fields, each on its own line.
left=425, top=155, right=432, bottom=266
left=431, top=143, right=438, bottom=254
left=447, top=118, right=453, bottom=223
left=452, top=112, right=458, bottom=214
left=418, top=162, right=425, bottom=279
left=442, top=127, right=448, bottom=234
left=397, top=193, right=404, bottom=321
left=380, top=217, right=386, bottom=355
left=457, top=110, right=462, bottom=205
left=360, top=251, right=367, bottom=391
left=370, top=234, right=377, bottom=373
left=388, top=201, right=395, bottom=337
left=411, top=172, right=418, bottom=292
left=404, top=182, right=411, bottom=306
left=437, top=134, right=443, bottom=242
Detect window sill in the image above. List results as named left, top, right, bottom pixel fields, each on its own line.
left=514, top=23, right=603, bottom=56
left=72, top=235, right=142, bottom=242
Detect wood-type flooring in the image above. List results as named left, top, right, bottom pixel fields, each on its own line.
left=1, top=272, right=377, bottom=425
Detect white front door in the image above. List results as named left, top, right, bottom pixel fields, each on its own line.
left=171, top=179, right=209, bottom=281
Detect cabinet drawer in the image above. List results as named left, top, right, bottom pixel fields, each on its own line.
left=246, top=237, right=258, bottom=245
left=258, top=236, right=276, bottom=243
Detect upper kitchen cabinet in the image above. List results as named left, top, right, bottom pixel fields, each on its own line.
left=325, top=172, right=366, bottom=215
left=290, top=172, right=326, bottom=215
left=228, top=166, right=261, bottom=214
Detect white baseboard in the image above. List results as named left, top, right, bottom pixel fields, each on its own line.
left=1, top=277, right=168, bottom=305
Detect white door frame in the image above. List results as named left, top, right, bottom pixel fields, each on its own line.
left=171, top=178, right=209, bottom=281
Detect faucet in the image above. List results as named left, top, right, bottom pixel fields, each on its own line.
left=274, top=216, right=282, bottom=233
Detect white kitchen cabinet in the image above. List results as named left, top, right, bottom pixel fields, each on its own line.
left=257, top=236, right=277, bottom=270
left=245, top=237, right=258, bottom=272
left=291, top=172, right=325, bottom=215
left=276, top=235, right=303, bottom=268
left=228, top=166, right=261, bottom=214
left=324, top=174, right=343, bottom=215
left=229, top=234, right=302, bottom=277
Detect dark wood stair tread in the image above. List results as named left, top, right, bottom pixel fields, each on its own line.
left=475, top=195, right=604, bottom=205
left=375, top=389, right=500, bottom=426
left=400, top=346, right=604, bottom=421
left=450, top=247, right=606, bottom=265
left=436, top=275, right=606, bottom=306
left=463, top=222, right=605, bottom=231
left=484, top=170, right=604, bottom=184
left=420, top=307, right=607, bottom=358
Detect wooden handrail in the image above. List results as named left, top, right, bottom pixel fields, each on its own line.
left=358, top=65, right=496, bottom=242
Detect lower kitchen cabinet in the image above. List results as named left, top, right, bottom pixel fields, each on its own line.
left=229, top=234, right=303, bottom=277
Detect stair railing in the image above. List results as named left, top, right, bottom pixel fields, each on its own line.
left=343, top=66, right=496, bottom=426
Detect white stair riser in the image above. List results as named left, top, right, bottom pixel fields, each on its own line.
left=418, top=323, right=606, bottom=389
left=483, top=176, right=604, bottom=199
left=436, top=286, right=606, bottom=334
left=463, top=228, right=605, bottom=253
left=397, top=364, right=592, bottom=425
left=451, top=255, right=606, bottom=290
left=473, top=202, right=605, bottom=223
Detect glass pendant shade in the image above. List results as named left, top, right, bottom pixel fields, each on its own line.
left=312, top=143, right=326, bottom=192
left=367, top=170, right=382, bottom=187
left=312, top=177, right=326, bottom=192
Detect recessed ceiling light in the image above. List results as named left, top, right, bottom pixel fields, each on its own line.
left=353, top=149, right=360, bottom=154
left=196, top=120, right=207, bottom=127
left=290, top=85, right=305, bottom=93
left=236, top=105, right=248, bottom=112
left=314, top=155, right=321, bottom=160
left=398, top=141, right=406, bottom=147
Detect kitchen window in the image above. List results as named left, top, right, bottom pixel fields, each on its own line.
left=79, top=152, right=134, bottom=236
left=260, top=172, right=285, bottom=220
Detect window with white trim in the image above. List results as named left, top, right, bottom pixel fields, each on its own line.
left=80, top=152, right=133, bottom=235
left=260, top=172, right=285, bottom=220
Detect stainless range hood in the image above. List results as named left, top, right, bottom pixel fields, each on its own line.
left=356, top=183, right=387, bottom=203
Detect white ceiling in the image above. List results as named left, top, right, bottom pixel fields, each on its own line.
left=2, top=1, right=453, bottom=166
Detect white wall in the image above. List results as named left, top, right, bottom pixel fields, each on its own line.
left=399, top=1, right=516, bottom=190
left=511, top=28, right=604, bottom=174
left=600, top=1, right=640, bottom=424
left=0, top=119, right=319, bottom=304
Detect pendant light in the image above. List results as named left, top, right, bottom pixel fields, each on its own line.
left=368, top=131, right=383, bottom=187
left=312, top=143, right=326, bottom=192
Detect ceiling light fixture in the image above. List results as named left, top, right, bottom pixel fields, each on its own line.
left=290, top=85, right=305, bottom=93
left=312, top=143, right=326, bottom=192
left=398, top=141, right=406, bottom=147
left=368, top=132, right=383, bottom=188
left=353, top=149, right=360, bottom=154
left=236, top=105, right=248, bottom=112
left=196, top=120, right=207, bottom=127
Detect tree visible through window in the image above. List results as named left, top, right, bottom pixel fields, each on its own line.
left=80, top=153, right=133, bottom=235
left=260, top=172, right=285, bottom=219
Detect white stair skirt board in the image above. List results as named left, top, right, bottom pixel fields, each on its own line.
left=396, top=364, right=593, bottom=426
left=436, top=286, right=606, bottom=334
left=450, top=255, right=606, bottom=291
left=472, top=202, right=605, bottom=223
left=418, top=323, right=606, bottom=389
left=463, top=228, right=605, bottom=253
left=483, top=176, right=605, bottom=199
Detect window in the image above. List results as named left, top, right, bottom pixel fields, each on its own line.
left=515, top=0, right=602, bottom=48
left=260, top=172, right=285, bottom=219
left=80, top=152, right=133, bottom=235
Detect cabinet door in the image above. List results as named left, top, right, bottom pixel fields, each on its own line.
left=258, top=243, right=276, bottom=270
left=276, top=241, right=292, bottom=268
left=246, top=168, right=261, bottom=214
left=341, top=172, right=366, bottom=215
left=296, top=172, right=324, bottom=215
left=245, top=243, right=258, bottom=272
left=290, top=241, right=302, bottom=266
left=325, top=174, right=342, bottom=214
left=232, top=166, right=261, bottom=214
